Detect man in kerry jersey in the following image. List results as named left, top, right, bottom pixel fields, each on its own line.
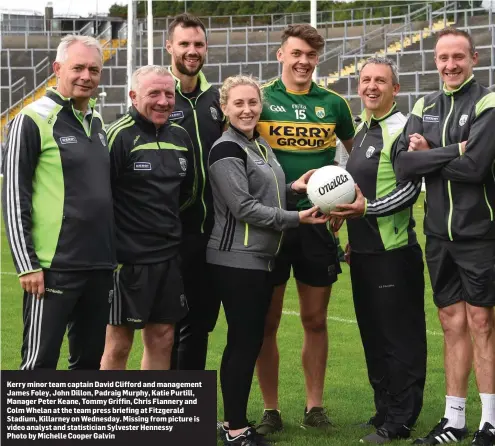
left=255, top=24, right=355, bottom=434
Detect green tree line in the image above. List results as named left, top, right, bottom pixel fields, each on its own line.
left=108, top=1, right=456, bottom=23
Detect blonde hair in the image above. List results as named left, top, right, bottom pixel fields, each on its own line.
left=131, top=65, right=173, bottom=92
left=219, top=75, right=264, bottom=106
left=55, top=35, right=103, bottom=63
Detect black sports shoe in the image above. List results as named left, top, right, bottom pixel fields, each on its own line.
left=218, top=421, right=228, bottom=442
left=360, top=426, right=411, bottom=444
left=472, top=422, right=495, bottom=445
left=255, top=410, right=283, bottom=435
left=301, top=406, right=333, bottom=429
left=413, top=418, right=468, bottom=444
left=223, top=427, right=271, bottom=446
left=358, top=415, right=384, bottom=429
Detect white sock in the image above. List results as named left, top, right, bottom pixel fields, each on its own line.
left=444, top=395, right=466, bottom=429
left=479, top=393, right=495, bottom=429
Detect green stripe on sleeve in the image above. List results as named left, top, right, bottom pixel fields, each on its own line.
left=411, top=97, right=424, bottom=118
left=108, top=120, right=135, bottom=149
left=375, top=121, right=409, bottom=251
left=24, top=106, right=65, bottom=269
left=130, top=142, right=188, bottom=153
left=475, top=92, right=495, bottom=117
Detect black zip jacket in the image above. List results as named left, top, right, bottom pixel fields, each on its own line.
left=106, top=106, right=197, bottom=264
left=2, top=88, right=116, bottom=275
left=168, top=70, right=224, bottom=236
left=346, top=104, right=421, bottom=253
left=396, top=77, right=495, bottom=241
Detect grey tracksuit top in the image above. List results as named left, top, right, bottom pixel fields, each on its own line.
left=206, top=126, right=300, bottom=271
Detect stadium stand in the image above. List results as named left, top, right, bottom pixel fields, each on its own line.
left=328, top=4, right=495, bottom=114
left=1, top=1, right=494, bottom=133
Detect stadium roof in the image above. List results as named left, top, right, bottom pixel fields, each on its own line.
left=0, top=8, right=43, bottom=16
left=1, top=0, right=123, bottom=17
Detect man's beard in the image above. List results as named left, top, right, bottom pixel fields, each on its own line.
left=175, top=56, right=204, bottom=77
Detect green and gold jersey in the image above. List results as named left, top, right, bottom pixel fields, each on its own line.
left=258, top=78, right=354, bottom=208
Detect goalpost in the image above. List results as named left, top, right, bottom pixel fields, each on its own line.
left=126, top=0, right=154, bottom=107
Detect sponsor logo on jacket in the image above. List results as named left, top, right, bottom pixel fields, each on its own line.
left=169, top=110, right=184, bottom=120
left=60, top=136, right=78, bottom=144
left=134, top=162, right=152, bottom=171
left=423, top=115, right=439, bottom=123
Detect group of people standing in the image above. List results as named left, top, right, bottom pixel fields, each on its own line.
left=2, top=12, right=495, bottom=446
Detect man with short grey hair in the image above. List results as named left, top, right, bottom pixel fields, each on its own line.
left=100, top=65, right=196, bottom=370
left=331, top=56, right=426, bottom=444
left=1, top=34, right=116, bottom=370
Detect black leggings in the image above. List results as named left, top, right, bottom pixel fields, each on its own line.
left=209, top=264, right=273, bottom=430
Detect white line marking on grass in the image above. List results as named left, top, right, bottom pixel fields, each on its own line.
left=282, top=310, right=442, bottom=336
left=0, top=272, right=444, bottom=337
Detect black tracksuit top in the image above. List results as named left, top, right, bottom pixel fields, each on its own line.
left=168, top=70, right=224, bottom=237
left=396, top=77, right=495, bottom=241
left=107, top=106, right=196, bottom=264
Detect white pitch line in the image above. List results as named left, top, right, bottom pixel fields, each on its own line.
left=282, top=310, right=442, bottom=337
left=0, top=272, right=444, bottom=337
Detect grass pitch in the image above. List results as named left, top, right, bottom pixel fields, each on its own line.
left=1, top=197, right=482, bottom=445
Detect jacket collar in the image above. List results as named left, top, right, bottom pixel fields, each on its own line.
left=169, top=68, right=211, bottom=94
left=443, top=75, right=475, bottom=96
left=366, top=102, right=398, bottom=127
left=129, top=106, right=169, bottom=133
left=46, top=87, right=97, bottom=110
left=228, top=124, right=260, bottom=142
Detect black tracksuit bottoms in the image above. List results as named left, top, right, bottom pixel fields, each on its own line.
left=20, top=269, right=113, bottom=370
left=350, top=244, right=427, bottom=432
left=171, top=234, right=222, bottom=370
left=209, top=263, right=274, bottom=430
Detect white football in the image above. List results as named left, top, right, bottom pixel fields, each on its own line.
left=307, top=165, right=356, bottom=214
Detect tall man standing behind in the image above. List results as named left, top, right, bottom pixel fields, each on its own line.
left=395, top=28, right=495, bottom=445
left=166, top=14, right=225, bottom=370
left=100, top=66, right=195, bottom=370
left=255, top=24, right=355, bottom=433
left=2, top=35, right=115, bottom=369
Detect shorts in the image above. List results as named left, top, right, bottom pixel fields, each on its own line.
left=272, top=223, right=341, bottom=287
left=109, top=257, right=188, bottom=329
left=425, top=236, right=495, bottom=308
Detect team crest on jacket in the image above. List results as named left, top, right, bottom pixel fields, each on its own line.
left=180, top=294, right=187, bottom=308
left=315, top=106, right=325, bottom=119
left=366, top=146, right=376, bottom=158
left=210, top=106, right=219, bottom=121
left=179, top=157, right=187, bottom=172
left=459, top=114, right=468, bottom=126
left=98, top=133, right=107, bottom=147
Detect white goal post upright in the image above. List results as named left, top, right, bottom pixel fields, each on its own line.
left=126, top=0, right=135, bottom=107
left=147, top=0, right=153, bottom=65
left=311, top=0, right=317, bottom=80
